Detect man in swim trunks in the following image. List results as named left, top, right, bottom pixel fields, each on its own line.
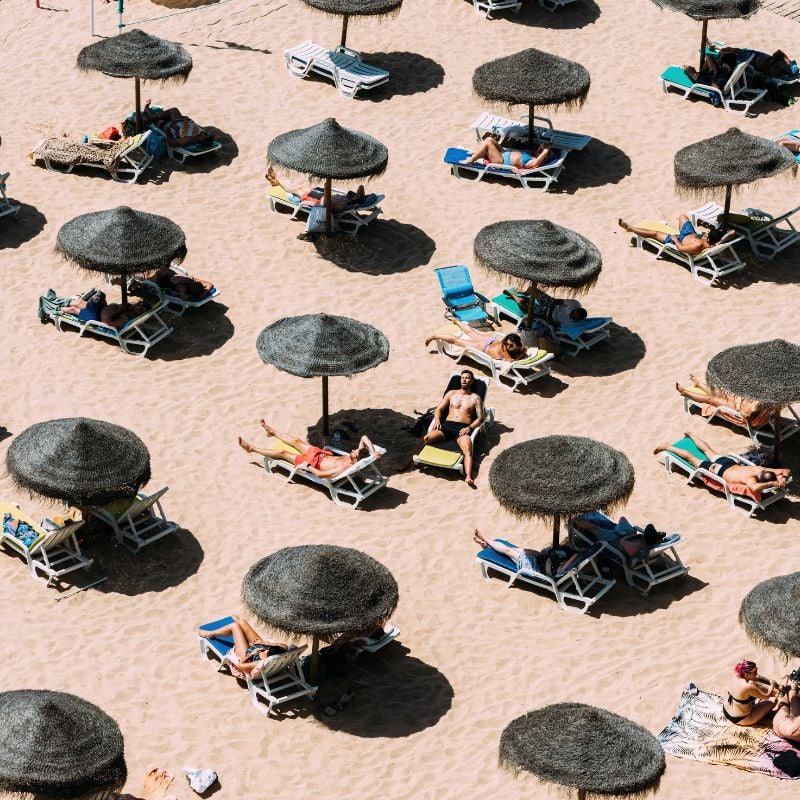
left=654, top=430, right=791, bottom=492
left=411, top=369, right=485, bottom=487
left=238, top=420, right=380, bottom=479
left=618, top=216, right=733, bottom=257
left=460, top=133, right=553, bottom=171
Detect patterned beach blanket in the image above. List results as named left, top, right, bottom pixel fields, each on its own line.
left=658, top=686, right=800, bottom=779
left=32, top=137, right=133, bottom=176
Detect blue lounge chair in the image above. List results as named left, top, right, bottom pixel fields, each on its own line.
left=434, top=265, right=490, bottom=324
left=443, top=146, right=566, bottom=191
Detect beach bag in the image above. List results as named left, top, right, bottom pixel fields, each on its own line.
left=306, top=204, right=328, bottom=234
left=145, top=126, right=168, bottom=159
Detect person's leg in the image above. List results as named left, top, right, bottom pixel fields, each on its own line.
left=483, top=137, right=505, bottom=164
left=676, top=382, right=727, bottom=407
left=235, top=616, right=262, bottom=645
left=462, top=139, right=493, bottom=164
left=738, top=699, right=777, bottom=726
left=618, top=219, right=671, bottom=243
left=652, top=442, right=704, bottom=467
left=198, top=619, right=249, bottom=659
left=457, top=434, right=476, bottom=487
left=683, top=430, right=717, bottom=459
left=258, top=420, right=310, bottom=452
left=238, top=437, right=298, bottom=461
left=473, top=529, right=523, bottom=560
left=425, top=332, right=464, bottom=348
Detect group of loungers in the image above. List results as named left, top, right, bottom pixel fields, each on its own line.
left=472, top=0, right=580, bottom=18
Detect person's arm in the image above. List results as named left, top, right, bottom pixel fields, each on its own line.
left=463, top=397, right=485, bottom=436
left=432, top=393, right=451, bottom=431
left=357, top=435, right=379, bottom=458
left=305, top=464, right=345, bottom=479
left=747, top=477, right=782, bottom=493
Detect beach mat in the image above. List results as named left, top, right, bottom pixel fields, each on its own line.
left=658, top=685, right=800, bottom=779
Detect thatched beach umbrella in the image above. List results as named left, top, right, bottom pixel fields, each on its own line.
left=707, top=339, right=800, bottom=463
left=500, top=704, right=665, bottom=800
left=268, top=117, right=388, bottom=234
left=56, top=206, right=187, bottom=305
left=675, top=128, right=796, bottom=232
left=0, top=689, right=126, bottom=800
left=740, top=572, right=800, bottom=660
left=651, top=0, right=760, bottom=72
left=472, top=48, right=590, bottom=150
left=243, top=544, right=398, bottom=682
left=256, top=313, right=389, bottom=435
left=489, top=436, right=635, bottom=549
left=77, top=28, right=192, bottom=133
left=474, top=219, right=602, bottom=327
left=300, top=0, right=403, bottom=49
left=6, top=417, right=151, bottom=507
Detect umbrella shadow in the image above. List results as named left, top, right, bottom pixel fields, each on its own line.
left=592, top=573, right=709, bottom=618
left=310, top=643, right=454, bottom=737
left=554, top=138, right=632, bottom=193
left=718, top=249, right=800, bottom=290
left=148, top=302, right=235, bottom=361
left=550, top=322, right=645, bottom=378
left=147, top=127, right=238, bottom=183
left=355, top=51, right=445, bottom=100
left=148, top=0, right=224, bottom=6
left=0, top=427, right=11, bottom=443
left=311, top=220, right=436, bottom=275
left=0, top=203, right=47, bottom=250
left=512, top=0, right=600, bottom=28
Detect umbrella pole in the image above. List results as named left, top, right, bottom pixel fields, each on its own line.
left=774, top=408, right=782, bottom=465
left=578, top=790, right=587, bottom=800
left=527, top=104, right=535, bottom=151
left=310, top=634, right=320, bottom=684
left=699, top=20, right=708, bottom=74
left=322, top=375, right=330, bottom=436
left=134, top=77, right=142, bottom=135
left=721, top=184, right=732, bottom=231
left=525, top=282, right=537, bottom=329
left=324, top=177, right=332, bottom=235
left=552, top=513, right=560, bottom=550
left=340, top=14, right=349, bottom=48
left=121, top=273, right=128, bottom=305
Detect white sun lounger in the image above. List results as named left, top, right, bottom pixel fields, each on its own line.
left=262, top=441, right=388, bottom=509
left=444, top=146, right=567, bottom=191
left=472, top=111, right=592, bottom=151
left=690, top=201, right=800, bottom=261
left=198, top=616, right=317, bottom=715
left=660, top=58, right=766, bottom=115
left=129, top=269, right=220, bottom=316
left=0, top=502, right=92, bottom=587
left=472, top=0, right=522, bottom=17
left=284, top=40, right=389, bottom=98
left=0, top=172, right=19, bottom=219
left=351, top=624, right=400, bottom=654
left=88, top=487, right=178, bottom=552
left=628, top=220, right=746, bottom=286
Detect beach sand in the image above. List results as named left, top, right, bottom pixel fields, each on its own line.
left=0, top=0, right=799, bottom=797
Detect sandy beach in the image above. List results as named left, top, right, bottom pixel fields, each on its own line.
left=1, top=0, right=799, bottom=797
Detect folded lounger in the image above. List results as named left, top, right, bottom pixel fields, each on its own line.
left=443, top=146, right=567, bottom=191
left=775, top=130, right=800, bottom=163
left=659, top=58, right=766, bottom=115
left=475, top=538, right=615, bottom=613
left=0, top=502, right=92, bottom=587
left=351, top=624, right=400, bottom=655
left=413, top=372, right=495, bottom=476
left=568, top=511, right=688, bottom=596
left=690, top=200, right=800, bottom=261
left=628, top=219, right=745, bottom=286
left=0, top=172, right=19, bottom=219
left=284, top=40, right=389, bottom=98
left=660, top=436, right=787, bottom=517
left=434, top=265, right=491, bottom=324
left=472, top=0, right=522, bottom=17
left=489, top=291, right=612, bottom=356
left=130, top=270, right=220, bottom=316
left=88, top=487, right=178, bottom=553
left=198, top=616, right=317, bottom=715
left=472, top=112, right=592, bottom=151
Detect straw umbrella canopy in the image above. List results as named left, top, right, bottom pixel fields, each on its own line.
left=474, top=219, right=602, bottom=327
left=674, top=128, right=796, bottom=231
left=256, top=313, right=389, bottom=435
left=500, top=704, right=665, bottom=800
left=651, top=0, right=760, bottom=72
left=472, top=48, right=590, bottom=150
left=77, top=28, right=192, bottom=133
left=0, top=689, right=126, bottom=800
left=706, top=339, right=800, bottom=462
left=243, top=545, right=399, bottom=682
left=267, top=117, right=388, bottom=233
left=740, top=572, right=800, bottom=660
left=56, top=206, right=187, bottom=304
left=300, top=0, right=403, bottom=48
left=6, top=417, right=151, bottom=507
left=489, top=436, right=635, bottom=549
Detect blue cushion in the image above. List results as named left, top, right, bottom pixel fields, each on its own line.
left=199, top=616, right=235, bottom=656
left=444, top=147, right=471, bottom=166
left=477, top=538, right=520, bottom=572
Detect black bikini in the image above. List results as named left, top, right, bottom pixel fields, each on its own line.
left=723, top=693, right=755, bottom=723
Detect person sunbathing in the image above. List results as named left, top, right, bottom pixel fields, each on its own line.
left=773, top=675, right=800, bottom=743
left=618, top=216, right=732, bottom=256
left=425, top=322, right=526, bottom=362
left=776, top=134, right=800, bottom=154
left=676, top=374, right=772, bottom=429
left=198, top=615, right=288, bottom=679
left=722, top=660, right=781, bottom=726
left=117, top=768, right=179, bottom=800
left=502, top=288, right=588, bottom=326
left=100, top=301, right=147, bottom=329
left=239, top=420, right=380, bottom=478
left=266, top=166, right=366, bottom=211
left=654, top=431, right=791, bottom=491
left=473, top=529, right=582, bottom=576
left=683, top=53, right=735, bottom=91
left=146, top=267, right=214, bottom=301
left=140, top=100, right=214, bottom=148
left=459, top=133, right=552, bottom=171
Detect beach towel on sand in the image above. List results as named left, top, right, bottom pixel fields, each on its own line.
left=32, top=137, right=131, bottom=176
left=658, top=685, right=800, bottom=779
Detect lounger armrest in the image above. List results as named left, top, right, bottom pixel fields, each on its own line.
left=335, top=45, right=362, bottom=60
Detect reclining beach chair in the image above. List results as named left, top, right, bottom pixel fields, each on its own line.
left=475, top=538, right=615, bottom=613
left=0, top=502, right=92, bottom=587
left=44, top=288, right=174, bottom=357
left=435, top=266, right=491, bottom=324
left=472, top=111, right=592, bottom=151
left=443, top=146, right=567, bottom=191
left=568, top=511, right=688, bottom=596
left=659, top=436, right=787, bottom=517
left=628, top=220, right=746, bottom=286
left=0, top=172, right=19, bottom=219
left=261, top=442, right=387, bottom=509
left=431, top=323, right=554, bottom=391
left=284, top=41, right=389, bottom=98
left=537, top=0, right=579, bottom=10
left=129, top=270, right=219, bottom=316
left=489, top=291, right=612, bottom=356
left=776, top=131, right=800, bottom=163
left=413, top=373, right=495, bottom=476
left=88, top=487, right=177, bottom=552
left=198, top=617, right=317, bottom=715
left=472, top=0, right=522, bottom=17
left=351, top=624, right=400, bottom=655
left=31, top=132, right=154, bottom=184
left=690, top=201, right=800, bottom=261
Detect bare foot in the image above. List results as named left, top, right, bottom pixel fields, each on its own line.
left=465, top=476, right=477, bottom=489
left=688, top=373, right=701, bottom=386
left=473, top=528, right=490, bottom=548
left=653, top=443, right=670, bottom=455
left=424, top=336, right=435, bottom=347
left=197, top=628, right=212, bottom=638
left=259, top=419, right=277, bottom=437
left=618, top=218, right=632, bottom=232
left=238, top=437, right=255, bottom=453
left=141, top=768, right=174, bottom=800
left=676, top=382, right=685, bottom=393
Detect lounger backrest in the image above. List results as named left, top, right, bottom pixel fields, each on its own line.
left=254, top=645, right=306, bottom=679
left=31, top=520, right=83, bottom=553
left=724, top=57, right=752, bottom=94
left=112, top=488, right=168, bottom=521
left=436, top=266, right=477, bottom=306
left=444, top=372, right=488, bottom=402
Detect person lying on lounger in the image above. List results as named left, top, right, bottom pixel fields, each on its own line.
left=61, top=292, right=147, bottom=329
left=138, top=100, right=215, bottom=148
left=266, top=166, right=367, bottom=212
left=722, top=660, right=781, bottom=726
left=773, top=675, right=800, bottom=742
left=654, top=431, right=791, bottom=491
left=502, top=288, right=588, bottom=326
left=459, top=133, right=552, bottom=171
left=473, top=529, right=583, bottom=576
left=618, top=216, right=734, bottom=256
left=683, top=53, right=736, bottom=91
left=676, top=374, right=773, bottom=429
left=198, top=615, right=288, bottom=678
left=777, top=134, right=800, bottom=154
left=706, top=43, right=799, bottom=78
left=238, top=420, right=380, bottom=478
left=145, top=267, right=214, bottom=301
left=425, top=322, right=526, bottom=362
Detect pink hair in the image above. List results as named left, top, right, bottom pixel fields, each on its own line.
left=735, top=660, right=757, bottom=678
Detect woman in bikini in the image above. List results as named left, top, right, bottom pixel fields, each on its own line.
left=198, top=615, right=288, bottom=678
left=459, top=133, right=553, bottom=171
left=265, top=166, right=366, bottom=212
left=618, top=216, right=731, bottom=256
left=723, top=660, right=780, bottom=725
left=676, top=374, right=772, bottom=430
left=425, top=321, right=526, bottom=362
